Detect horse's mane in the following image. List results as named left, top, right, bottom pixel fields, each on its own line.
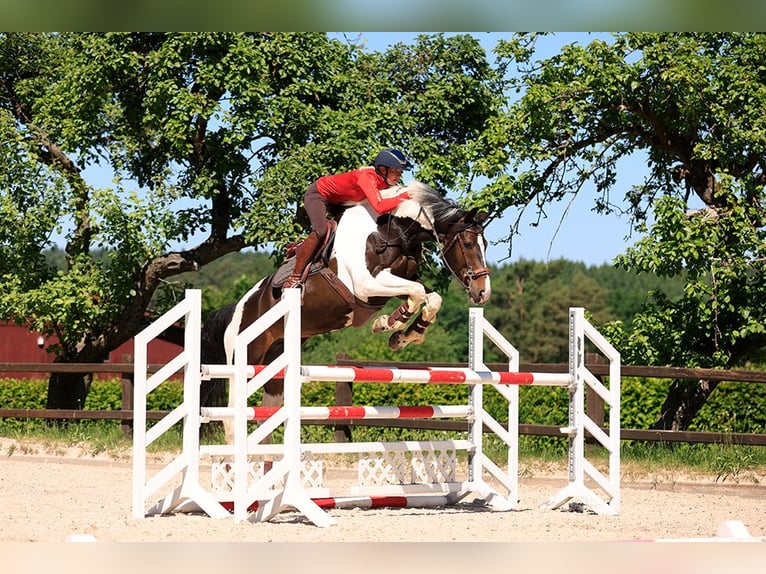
left=399, top=181, right=464, bottom=225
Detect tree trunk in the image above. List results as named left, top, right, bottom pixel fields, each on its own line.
left=45, top=371, right=93, bottom=410
left=650, top=378, right=719, bottom=431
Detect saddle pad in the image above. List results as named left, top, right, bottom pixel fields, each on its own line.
left=272, top=259, right=324, bottom=287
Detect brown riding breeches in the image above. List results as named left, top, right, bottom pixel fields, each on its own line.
left=304, top=182, right=329, bottom=238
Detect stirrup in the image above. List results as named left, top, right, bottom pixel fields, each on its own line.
left=283, top=275, right=303, bottom=290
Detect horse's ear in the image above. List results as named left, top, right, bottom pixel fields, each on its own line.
left=468, top=209, right=490, bottom=226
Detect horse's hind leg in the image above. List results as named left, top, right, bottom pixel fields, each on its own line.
left=387, top=291, right=442, bottom=350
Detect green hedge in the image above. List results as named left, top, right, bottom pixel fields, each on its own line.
left=0, top=378, right=185, bottom=433
left=2, top=376, right=765, bottom=438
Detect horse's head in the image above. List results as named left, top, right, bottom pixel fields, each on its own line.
left=397, top=182, right=492, bottom=305
left=440, top=209, right=492, bottom=305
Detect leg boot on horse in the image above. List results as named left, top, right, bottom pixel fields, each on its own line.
left=283, top=230, right=322, bottom=290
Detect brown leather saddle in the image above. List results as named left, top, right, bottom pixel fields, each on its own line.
left=272, top=219, right=387, bottom=326
left=272, top=220, right=337, bottom=287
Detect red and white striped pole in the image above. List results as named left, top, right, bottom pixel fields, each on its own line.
left=201, top=363, right=572, bottom=386
left=201, top=404, right=472, bottom=421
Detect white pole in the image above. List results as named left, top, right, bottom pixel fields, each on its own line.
left=468, top=308, right=483, bottom=486
left=569, top=308, right=585, bottom=488
left=282, top=287, right=303, bottom=489
left=232, top=303, right=250, bottom=522
left=181, top=289, right=202, bottom=499
left=131, top=318, right=149, bottom=519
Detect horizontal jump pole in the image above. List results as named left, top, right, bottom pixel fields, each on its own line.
left=201, top=405, right=471, bottom=422
left=202, top=439, right=475, bottom=458
left=201, top=364, right=573, bottom=386
left=183, top=494, right=453, bottom=515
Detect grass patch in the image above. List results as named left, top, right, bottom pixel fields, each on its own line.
left=621, top=440, right=766, bottom=484
left=3, top=419, right=766, bottom=485
left=1, top=420, right=132, bottom=459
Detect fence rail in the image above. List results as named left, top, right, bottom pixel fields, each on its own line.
left=1, top=360, right=765, bottom=446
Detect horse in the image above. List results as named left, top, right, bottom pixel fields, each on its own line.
left=200, top=181, right=492, bottom=444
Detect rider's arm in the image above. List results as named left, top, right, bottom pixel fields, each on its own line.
left=360, top=171, right=410, bottom=214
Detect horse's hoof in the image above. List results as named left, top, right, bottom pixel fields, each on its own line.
left=372, top=316, right=389, bottom=334
left=388, top=332, right=408, bottom=351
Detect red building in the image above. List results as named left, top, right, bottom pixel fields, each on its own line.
left=0, top=322, right=183, bottom=379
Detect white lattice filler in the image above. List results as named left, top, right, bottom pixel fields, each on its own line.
left=301, top=452, right=325, bottom=489
left=411, top=449, right=457, bottom=483
left=210, top=453, right=325, bottom=492
left=358, top=451, right=409, bottom=486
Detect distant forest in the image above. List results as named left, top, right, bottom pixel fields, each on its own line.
left=44, top=247, right=685, bottom=365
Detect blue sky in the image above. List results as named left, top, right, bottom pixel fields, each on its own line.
left=353, top=32, right=642, bottom=266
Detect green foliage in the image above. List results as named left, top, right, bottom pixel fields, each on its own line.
left=692, top=382, right=766, bottom=434
left=157, top=250, right=278, bottom=319
left=0, top=379, right=47, bottom=409
left=612, top=194, right=766, bottom=370
left=476, top=33, right=766, bottom=427
left=480, top=259, right=684, bottom=364
left=483, top=260, right=615, bottom=363
left=81, top=381, right=122, bottom=410
left=0, top=31, right=505, bottom=379
left=0, top=378, right=185, bottom=433
left=586, top=263, right=685, bottom=324
left=619, top=378, right=671, bottom=429
left=4, top=31, right=766, bottom=431
left=303, top=302, right=467, bottom=366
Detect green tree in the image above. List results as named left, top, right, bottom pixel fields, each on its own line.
left=0, top=32, right=505, bottom=408
left=483, top=260, right=615, bottom=363
left=168, top=250, right=277, bottom=320
left=586, top=263, right=685, bottom=326
left=471, top=33, right=766, bottom=429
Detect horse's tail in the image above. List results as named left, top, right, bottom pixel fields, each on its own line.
left=200, top=302, right=236, bottom=407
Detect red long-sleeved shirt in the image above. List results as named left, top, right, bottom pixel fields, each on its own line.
left=315, top=167, right=409, bottom=214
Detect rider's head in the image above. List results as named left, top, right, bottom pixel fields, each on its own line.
left=374, top=148, right=412, bottom=186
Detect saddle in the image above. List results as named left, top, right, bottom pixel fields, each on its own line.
left=273, top=220, right=337, bottom=287
left=272, top=220, right=388, bottom=325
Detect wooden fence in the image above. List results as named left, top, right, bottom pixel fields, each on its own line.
left=1, top=359, right=766, bottom=446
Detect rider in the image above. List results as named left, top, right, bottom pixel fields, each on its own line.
left=283, top=148, right=413, bottom=289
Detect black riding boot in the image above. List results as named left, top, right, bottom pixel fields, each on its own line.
left=283, top=231, right=322, bottom=289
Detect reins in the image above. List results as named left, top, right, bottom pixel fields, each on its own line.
left=376, top=209, right=422, bottom=254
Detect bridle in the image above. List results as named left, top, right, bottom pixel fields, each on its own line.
left=421, top=208, right=490, bottom=291
left=439, top=225, right=491, bottom=289
left=376, top=203, right=490, bottom=292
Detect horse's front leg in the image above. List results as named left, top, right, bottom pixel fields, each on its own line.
left=371, top=282, right=427, bottom=334
left=386, top=291, right=442, bottom=350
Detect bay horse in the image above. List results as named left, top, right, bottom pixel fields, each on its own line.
left=200, top=181, right=491, bottom=444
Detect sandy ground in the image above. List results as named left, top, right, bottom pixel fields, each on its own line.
left=2, top=437, right=765, bottom=546
left=4, top=438, right=766, bottom=574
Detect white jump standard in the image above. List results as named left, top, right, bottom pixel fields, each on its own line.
left=132, top=288, right=621, bottom=526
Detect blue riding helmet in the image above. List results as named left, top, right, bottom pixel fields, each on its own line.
left=374, top=148, right=412, bottom=170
